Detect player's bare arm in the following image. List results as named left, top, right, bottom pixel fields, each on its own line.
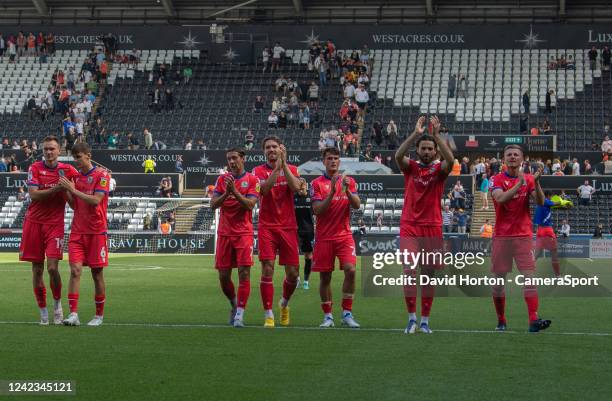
left=343, top=175, right=360, bottom=209
left=312, top=175, right=339, bottom=216
left=395, top=115, right=426, bottom=173
left=280, top=145, right=302, bottom=193
left=532, top=167, right=545, bottom=206
left=58, top=177, right=104, bottom=206
left=28, top=183, right=64, bottom=202
left=430, top=115, right=454, bottom=174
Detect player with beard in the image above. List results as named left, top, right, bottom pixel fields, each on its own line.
left=252, top=137, right=301, bottom=327
left=394, top=116, right=454, bottom=334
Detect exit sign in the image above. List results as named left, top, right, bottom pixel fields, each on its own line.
left=504, top=137, right=523, bottom=144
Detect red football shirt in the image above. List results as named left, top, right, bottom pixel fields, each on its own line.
left=26, top=161, right=79, bottom=225
left=252, top=163, right=299, bottom=230
left=70, top=167, right=110, bottom=235
left=310, top=174, right=357, bottom=241
left=214, top=171, right=260, bottom=236
left=490, top=172, right=535, bottom=237
left=400, top=160, right=448, bottom=230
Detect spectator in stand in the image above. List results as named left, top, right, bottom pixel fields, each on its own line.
left=158, top=220, right=172, bottom=234
left=560, top=220, right=570, bottom=238
left=602, top=135, right=612, bottom=154
left=262, top=47, right=270, bottom=72
left=175, top=155, right=184, bottom=173
left=522, top=90, right=530, bottom=114
left=357, top=72, right=369, bottom=87
left=602, top=46, right=611, bottom=71
left=371, top=121, right=384, bottom=147
left=307, top=81, right=319, bottom=110
left=196, top=139, right=207, bottom=150
left=563, top=159, right=572, bottom=176
left=7, top=38, right=16, bottom=63
left=542, top=118, right=552, bottom=134
left=27, top=95, right=38, bottom=120
left=460, top=157, right=470, bottom=174
left=545, top=89, right=554, bottom=114
left=588, top=46, right=598, bottom=70
left=143, top=213, right=152, bottom=230
left=474, top=157, right=486, bottom=187
left=184, top=139, right=193, bottom=150
left=593, top=223, right=604, bottom=239
left=385, top=121, right=398, bottom=150
left=143, top=128, right=153, bottom=149
left=354, top=83, right=369, bottom=112
left=182, top=65, right=193, bottom=84
left=271, top=42, right=284, bottom=72
left=253, top=95, right=264, bottom=113
left=314, top=54, right=328, bottom=87
left=577, top=180, right=596, bottom=206
left=318, top=136, right=326, bottom=150
left=376, top=213, right=383, bottom=229
left=584, top=159, right=593, bottom=175
left=0, top=34, right=5, bottom=59
left=480, top=219, right=493, bottom=239
left=244, top=130, right=255, bottom=150
left=268, top=111, right=279, bottom=128
left=452, top=180, right=466, bottom=210
left=448, top=74, right=457, bottom=98
left=455, top=209, right=468, bottom=234
left=480, top=173, right=490, bottom=210
left=571, top=158, right=580, bottom=175
left=442, top=205, right=454, bottom=233
left=344, top=81, right=356, bottom=100
left=457, top=74, right=467, bottom=97
left=107, top=131, right=118, bottom=150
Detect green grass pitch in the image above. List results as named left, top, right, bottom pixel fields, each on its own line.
left=1, top=253, right=611, bottom=401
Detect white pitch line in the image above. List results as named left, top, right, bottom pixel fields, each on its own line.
left=0, top=320, right=610, bottom=337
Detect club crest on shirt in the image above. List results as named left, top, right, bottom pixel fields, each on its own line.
left=241, top=181, right=248, bottom=188
left=87, top=176, right=93, bottom=184
left=100, top=178, right=108, bottom=187
left=58, top=169, right=65, bottom=177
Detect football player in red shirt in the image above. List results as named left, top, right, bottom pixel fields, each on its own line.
left=21, top=135, right=78, bottom=325
left=58, top=143, right=110, bottom=327
left=311, top=147, right=361, bottom=328
left=489, top=144, right=551, bottom=332
left=395, top=116, right=454, bottom=334
left=252, top=137, right=301, bottom=327
left=211, top=148, right=260, bottom=328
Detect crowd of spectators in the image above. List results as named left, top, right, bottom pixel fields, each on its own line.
left=0, top=31, right=56, bottom=63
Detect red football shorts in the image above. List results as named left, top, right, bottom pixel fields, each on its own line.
left=312, top=237, right=357, bottom=272
left=400, top=225, right=444, bottom=269
left=536, top=226, right=558, bottom=251
left=215, top=235, right=254, bottom=269
left=68, top=233, right=109, bottom=268
left=19, top=220, right=64, bottom=263
left=491, top=236, right=535, bottom=274
left=257, top=227, right=299, bottom=266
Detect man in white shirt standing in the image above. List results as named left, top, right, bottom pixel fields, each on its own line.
left=354, top=83, right=369, bottom=112
left=559, top=219, right=570, bottom=238
left=577, top=180, right=596, bottom=206
left=571, top=158, right=580, bottom=175
left=272, top=42, right=285, bottom=73
left=343, top=82, right=355, bottom=99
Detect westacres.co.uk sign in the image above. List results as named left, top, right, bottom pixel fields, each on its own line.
left=4, top=24, right=612, bottom=50
left=91, top=150, right=321, bottom=186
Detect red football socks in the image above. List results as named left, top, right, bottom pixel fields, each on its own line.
left=237, top=279, right=250, bottom=309
left=260, top=276, right=274, bottom=310
left=50, top=282, right=61, bottom=301
left=321, top=301, right=332, bottom=314
left=282, top=278, right=297, bottom=303
left=34, top=286, right=46, bottom=308
left=95, top=295, right=105, bottom=316
left=68, top=293, right=79, bottom=313
left=341, top=296, right=353, bottom=312
left=493, top=296, right=506, bottom=324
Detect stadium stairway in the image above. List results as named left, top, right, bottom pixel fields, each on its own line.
left=174, top=189, right=205, bottom=233
left=469, top=192, right=495, bottom=236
